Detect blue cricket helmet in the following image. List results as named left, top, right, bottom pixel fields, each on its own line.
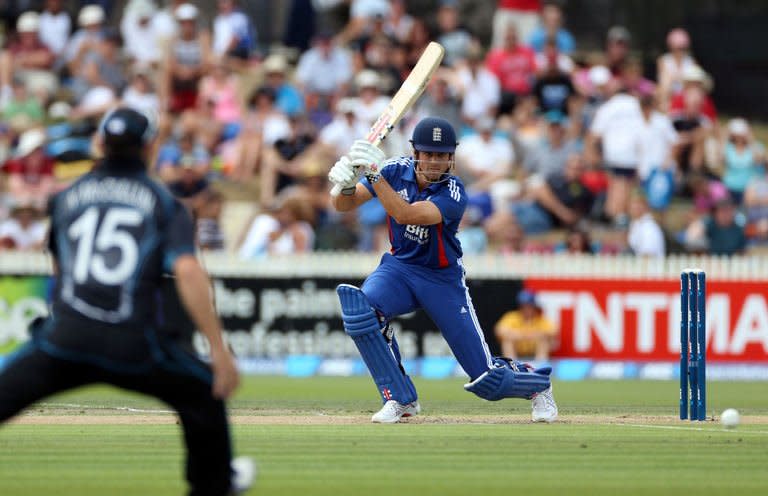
left=410, top=117, right=458, bottom=153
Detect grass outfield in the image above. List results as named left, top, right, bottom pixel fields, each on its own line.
left=1, top=377, right=767, bottom=496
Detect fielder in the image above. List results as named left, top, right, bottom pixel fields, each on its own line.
left=328, top=116, right=558, bottom=423
left=0, top=108, right=254, bottom=495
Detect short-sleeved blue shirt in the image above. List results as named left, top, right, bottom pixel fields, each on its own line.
left=363, top=157, right=467, bottom=269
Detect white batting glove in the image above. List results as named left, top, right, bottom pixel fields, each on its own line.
left=349, top=139, right=386, bottom=184
left=328, top=155, right=361, bottom=194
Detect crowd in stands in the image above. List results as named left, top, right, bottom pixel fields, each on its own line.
left=0, top=0, right=765, bottom=258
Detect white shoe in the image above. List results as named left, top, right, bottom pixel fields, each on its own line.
left=371, top=400, right=421, bottom=423
left=231, top=456, right=257, bottom=494
left=531, top=386, right=558, bottom=423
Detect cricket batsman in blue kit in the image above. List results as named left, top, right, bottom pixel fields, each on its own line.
left=328, top=117, right=558, bottom=423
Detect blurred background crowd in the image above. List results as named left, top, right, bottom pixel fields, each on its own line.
left=0, top=0, right=766, bottom=258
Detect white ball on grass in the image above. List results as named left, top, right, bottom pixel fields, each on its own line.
left=720, top=408, right=740, bottom=428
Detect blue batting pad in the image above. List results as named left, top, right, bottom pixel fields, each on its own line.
left=337, top=284, right=418, bottom=404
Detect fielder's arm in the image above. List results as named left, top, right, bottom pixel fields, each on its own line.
left=371, top=177, right=442, bottom=226
left=173, top=255, right=239, bottom=399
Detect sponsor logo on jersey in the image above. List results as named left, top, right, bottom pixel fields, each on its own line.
left=404, top=224, right=430, bottom=244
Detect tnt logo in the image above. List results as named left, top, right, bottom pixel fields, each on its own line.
left=432, top=127, right=442, bottom=142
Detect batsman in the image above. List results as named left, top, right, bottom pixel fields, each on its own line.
left=328, top=116, right=558, bottom=423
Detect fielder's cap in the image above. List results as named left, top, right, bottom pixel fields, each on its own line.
left=355, top=69, right=380, bottom=89
left=607, top=25, right=631, bottom=43
left=588, top=65, right=611, bottom=86
left=99, top=107, right=157, bottom=149
left=17, top=11, right=40, bottom=33
left=14, top=128, right=46, bottom=158
left=263, top=54, right=288, bottom=74
left=410, top=116, right=458, bottom=153
left=78, top=5, right=105, bottom=26
left=728, top=118, right=749, bottom=137
left=174, top=3, right=199, bottom=21
left=517, top=289, right=539, bottom=307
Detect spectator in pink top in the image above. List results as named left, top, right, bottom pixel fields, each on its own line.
left=485, top=22, right=537, bottom=115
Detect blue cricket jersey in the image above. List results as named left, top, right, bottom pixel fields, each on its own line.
left=363, top=157, right=467, bottom=269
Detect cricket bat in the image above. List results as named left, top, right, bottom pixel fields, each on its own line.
left=330, top=41, right=445, bottom=197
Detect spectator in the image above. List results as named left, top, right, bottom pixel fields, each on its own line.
left=485, top=209, right=527, bottom=253
left=495, top=289, right=557, bottom=361
left=167, top=158, right=211, bottom=210
left=657, top=28, right=697, bottom=108
left=295, top=31, right=353, bottom=114
left=121, top=1, right=163, bottom=65
left=352, top=69, right=388, bottom=126
left=39, top=0, right=72, bottom=57
left=194, top=189, right=226, bottom=251
left=492, top=0, right=541, bottom=49
left=151, top=0, right=187, bottom=43
left=627, top=193, right=666, bottom=257
left=605, top=25, right=631, bottom=77
left=455, top=42, right=500, bottom=126
left=573, top=64, right=612, bottom=133
left=622, top=58, right=655, bottom=99
left=64, top=4, right=107, bottom=75
left=436, top=0, right=472, bottom=67
left=336, top=0, right=390, bottom=46
left=718, top=118, right=765, bottom=204
left=455, top=116, right=514, bottom=194
left=155, top=129, right=210, bottom=184
left=261, top=54, right=304, bottom=117
left=259, top=114, right=317, bottom=207
left=457, top=198, right=488, bottom=255
left=317, top=97, right=369, bottom=160
left=586, top=86, right=644, bottom=227
left=0, top=199, right=46, bottom=251
left=7, top=12, right=56, bottom=72
left=413, top=70, right=462, bottom=134
left=121, top=64, right=160, bottom=117
left=556, top=226, right=594, bottom=254
left=524, top=110, right=580, bottom=180
left=511, top=152, right=593, bottom=234
left=239, top=190, right=316, bottom=259
left=2, top=77, right=45, bottom=132
left=508, top=94, right=544, bottom=158
left=404, top=17, right=432, bottom=68
left=744, top=172, right=768, bottom=243
left=637, top=93, right=677, bottom=182
left=485, top=22, right=537, bottom=115
left=162, top=3, right=211, bottom=114
left=688, top=172, right=728, bottom=216
left=212, top=0, right=256, bottom=60
left=196, top=58, right=243, bottom=149
left=385, top=0, right=414, bottom=44
left=685, top=197, right=746, bottom=255
left=3, top=128, right=55, bottom=208
left=532, top=39, right=575, bottom=115
left=670, top=85, right=712, bottom=177
left=528, top=2, right=575, bottom=54
left=668, top=65, right=717, bottom=122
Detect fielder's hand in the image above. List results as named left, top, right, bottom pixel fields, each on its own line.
left=211, top=347, right=240, bottom=400
left=349, top=139, right=386, bottom=183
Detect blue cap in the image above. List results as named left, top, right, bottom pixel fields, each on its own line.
left=410, top=117, right=458, bottom=153
left=517, top=290, right=538, bottom=306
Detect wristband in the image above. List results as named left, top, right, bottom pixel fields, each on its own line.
left=366, top=173, right=381, bottom=184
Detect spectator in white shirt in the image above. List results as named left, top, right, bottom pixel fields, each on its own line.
left=637, top=93, right=678, bottom=181
left=212, top=0, right=256, bottom=60
left=151, top=0, right=186, bottom=44
left=121, top=0, right=163, bottom=65
left=456, top=116, right=514, bottom=194
left=455, top=43, right=500, bottom=126
left=586, top=87, right=644, bottom=227
left=0, top=201, right=47, bottom=251
left=295, top=32, right=353, bottom=105
left=317, top=97, right=369, bottom=159
left=352, top=69, right=388, bottom=126
left=628, top=194, right=666, bottom=257
left=64, top=5, right=106, bottom=73
left=39, top=0, right=72, bottom=57
left=121, top=64, right=160, bottom=116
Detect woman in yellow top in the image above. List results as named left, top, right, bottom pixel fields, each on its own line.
left=495, top=290, right=558, bottom=361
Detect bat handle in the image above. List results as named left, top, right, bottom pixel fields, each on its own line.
left=330, top=183, right=343, bottom=197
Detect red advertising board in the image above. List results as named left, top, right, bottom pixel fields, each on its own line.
left=524, top=278, right=768, bottom=362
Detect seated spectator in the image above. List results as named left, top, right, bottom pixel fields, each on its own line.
left=685, top=196, right=746, bottom=255
left=744, top=172, right=768, bottom=242
left=121, top=64, right=160, bottom=116
left=670, top=85, right=712, bottom=177
left=121, top=1, right=163, bottom=65
left=457, top=199, right=488, bottom=255
left=239, top=190, right=316, bottom=259
left=523, top=110, right=580, bottom=180
left=4, top=12, right=57, bottom=98
left=259, top=115, right=317, bottom=207
left=352, top=70, right=389, bottom=126
left=485, top=22, right=537, bottom=115
left=155, top=130, right=210, bottom=184
left=657, top=28, right=697, bottom=108
left=64, top=5, right=107, bottom=76
left=2, top=77, right=45, bottom=132
left=555, top=226, right=595, bottom=254
left=0, top=199, right=46, bottom=251
left=688, top=172, right=728, bottom=216
left=162, top=3, right=212, bottom=114
left=213, top=0, right=257, bottom=60
left=495, top=290, right=557, bottom=361
left=718, top=118, right=765, bottom=204
left=295, top=31, right=353, bottom=114
left=39, top=0, right=72, bottom=58
left=436, top=0, right=472, bottom=67
left=508, top=95, right=544, bottom=158
left=455, top=116, right=514, bottom=194
left=3, top=128, right=55, bottom=208
left=668, top=64, right=717, bottom=122
left=261, top=54, right=304, bottom=117
left=385, top=0, right=414, bottom=44
left=637, top=93, right=678, bottom=182
left=511, top=152, right=594, bottom=234
left=622, top=58, right=655, bottom=99
left=317, top=97, right=369, bottom=160
left=532, top=38, right=575, bottom=115
left=194, top=189, right=225, bottom=251
left=628, top=193, right=666, bottom=257
left=485, top=209, right=527, bottom=253
left=455, top=41, right=500, bottom=126
left=527, top=2, right=575, bottom=54
left=605, top=26, right=631, bottom=78
left=413, top=70, right=462, bottom=134
left=196, top=57, right=243, bottom=148
left=69, top=28, right=126, bottom=106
